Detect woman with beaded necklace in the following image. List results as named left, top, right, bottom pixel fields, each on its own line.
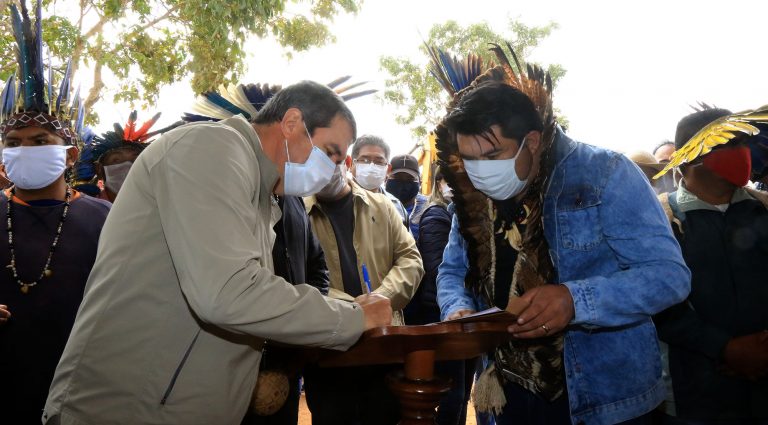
left=0, top=1, right=110, bottom=423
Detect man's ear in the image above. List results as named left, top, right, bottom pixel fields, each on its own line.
left=387, top=164, right=392, bottom=174
left=345, top=155, right=352, bottom=168
left=66, top=146, right=79, bottom=169
left=280, top=108, right=304, bottom=140
left=525, top=131, right=543, bottom=155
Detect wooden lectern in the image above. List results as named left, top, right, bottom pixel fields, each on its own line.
left=317, top=309, right=518, bottom=425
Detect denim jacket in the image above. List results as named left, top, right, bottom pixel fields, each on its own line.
left=437, top=129, right=691, bottom=425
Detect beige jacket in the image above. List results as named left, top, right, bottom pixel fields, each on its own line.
left=43, top=116, right=364, bottom=425
left=305, top=182, right=424, bottom=325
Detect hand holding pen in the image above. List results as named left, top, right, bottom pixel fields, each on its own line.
left=355, top=263, right=392, bottom=329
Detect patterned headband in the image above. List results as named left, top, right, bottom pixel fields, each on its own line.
left=0, top=111, right=76, bottom=145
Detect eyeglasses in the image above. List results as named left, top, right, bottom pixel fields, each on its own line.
left=353, top=158, right=388, bottom=167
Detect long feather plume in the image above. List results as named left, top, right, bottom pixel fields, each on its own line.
left=56, top=60, right=72, bottom=113
left=123, top=110, right=138, bottom=140
left=0, top=75, right=16, bottom=121
left=133, top=112, right=162, bottom=141
left=183, top=78, right=374, bottom=122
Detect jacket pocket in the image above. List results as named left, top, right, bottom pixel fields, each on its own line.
left=557, top=187, right=603, bottom=251
left=160, top=330, right=201, bottom=405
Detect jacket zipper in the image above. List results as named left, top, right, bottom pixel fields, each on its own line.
left=160, top=330, right=201, bottom=405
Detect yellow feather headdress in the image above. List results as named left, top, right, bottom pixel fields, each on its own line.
left=654, top=105, right=768, bottom=179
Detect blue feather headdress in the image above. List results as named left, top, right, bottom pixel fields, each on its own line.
left=182, top=76, right=377, bottom=122
left=0, top=0, right=84, bottom=145
left=72, top=127, right=101, bottom=196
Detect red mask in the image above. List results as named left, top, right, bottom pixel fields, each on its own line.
left=702, top=146, right=752, bottom=187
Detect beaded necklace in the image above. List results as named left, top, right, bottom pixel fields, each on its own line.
left=5, top=187, right=71, bottom=294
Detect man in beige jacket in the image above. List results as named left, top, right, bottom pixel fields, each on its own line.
left=303, top=160, right=423, bottom=425
left=43, top=81, right=392, bottom=425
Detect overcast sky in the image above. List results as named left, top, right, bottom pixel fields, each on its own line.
left=94, top=0, right=768, bottom=158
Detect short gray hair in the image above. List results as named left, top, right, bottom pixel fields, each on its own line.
left=352, top=134, right=390, bottom=160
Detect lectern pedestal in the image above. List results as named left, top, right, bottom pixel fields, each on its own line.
left=318, top=312, right=517, bottom=424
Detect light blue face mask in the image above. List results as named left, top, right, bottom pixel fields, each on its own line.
left=462, top=137, right=529, bottom=200
left=283, top=123, right=336, bottom=197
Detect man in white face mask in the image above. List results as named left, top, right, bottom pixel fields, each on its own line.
left=45, top=81, right=393, bottom=425
left=303, top=153, right=424, bottom=425
left=0, top=5, right=112, bottom=421
left=435, top=79, right=689, bottom=425
left=349, top=134, right=408, bottom=225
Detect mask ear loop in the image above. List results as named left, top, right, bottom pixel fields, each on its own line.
left=284, top=138, right=291, bottom=163
left=284, top=120, right=315, bottom=164
left=303, top=122, right=316, bottom=148
left=512, top=137, right=528, bottom=161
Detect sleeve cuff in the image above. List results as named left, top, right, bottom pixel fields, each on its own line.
left=324, top=299, right=366, bottom=351
left=563, top=280, right=596, bottom=325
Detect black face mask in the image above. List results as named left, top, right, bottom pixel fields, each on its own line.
left=386, top=180, right=420, bottom=203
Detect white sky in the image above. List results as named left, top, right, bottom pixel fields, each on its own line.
left=93, top=0, right=768, bottom=158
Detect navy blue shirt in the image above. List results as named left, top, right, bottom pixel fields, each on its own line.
left=0, top=192, right=110, bottom=423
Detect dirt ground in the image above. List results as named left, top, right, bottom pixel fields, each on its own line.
left=297, top=393, right=479, bottom=425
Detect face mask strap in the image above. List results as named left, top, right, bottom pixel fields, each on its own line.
left=512, top=136, right=528, bottom=161
left=284, top=121, right=315, bottom=165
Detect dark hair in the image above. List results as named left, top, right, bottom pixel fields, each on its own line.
left=352, top=134, right=390, bottom=159
left=442, top=81, right=543, bottom=142
left=652, top=140, right=674, bottom=155
left=674, top=108, right=731, bottom=150
left=253, top=80, right=357, bottom=139
left=99, top=143, right=147, bottom=164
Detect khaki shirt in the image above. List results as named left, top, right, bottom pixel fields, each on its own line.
left=306, top=182, right=424, bottom=325
left=44, top=116, right=364, bottom=425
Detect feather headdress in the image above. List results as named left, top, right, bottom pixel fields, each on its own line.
left=73, top=112, right=180, bottom=190
left=431, top=42, right=556, bottom=300
left=182, top=76, right=376, bottom=122
left=72, top=127, right=101, bottom=196
left=89, top=111, right=173, bottom=161
left=0, top=0, right=84, bottom=144
left=654, top=104, right=768, bottom=180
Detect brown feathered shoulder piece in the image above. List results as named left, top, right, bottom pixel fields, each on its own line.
left=431, top=41, right=556, bottom=298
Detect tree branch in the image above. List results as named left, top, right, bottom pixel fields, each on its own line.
left=83, top=60, right=104, bottom=112
left=136, top=6, right=178, bottom=32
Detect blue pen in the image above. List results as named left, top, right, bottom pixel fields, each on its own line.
left=361, top=264, right=372, bottom=294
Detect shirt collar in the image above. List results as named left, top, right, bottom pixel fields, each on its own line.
left=676, top=181, right=754, bottom=213
left=306, top=179, right=371, bottom=214
left=219, top=115, right=279, bottom=196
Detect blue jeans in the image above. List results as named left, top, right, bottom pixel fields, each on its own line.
left=494, top=382, right=651, bottom=425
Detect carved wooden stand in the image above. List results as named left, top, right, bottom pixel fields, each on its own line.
left=319, top=311, right=517, bottom=424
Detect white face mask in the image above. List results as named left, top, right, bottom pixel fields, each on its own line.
left=104, top=161, right=133, bottom=194
left=439, top=181, right=453, bottom=200
left=2, top=145, right=71, bottom=190
left=316, top=163, right=348, bottom=200
left=354, top=162, right=388, bottom=190
left=462, top=137, right=529, bottom=201
left=283, top=123, right=336, bottom=197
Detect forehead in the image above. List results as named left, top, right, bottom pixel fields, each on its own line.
left=657, top=144, right=676, bottom=154
left=315, top=114, right=354, bottom=148
left=101, top=148, right=140, bottom=166
left=5, top=126, right=58, bottom=139
left=456, top=126, right=514, bottom=156
left=356, top=144, right=387, bottom=158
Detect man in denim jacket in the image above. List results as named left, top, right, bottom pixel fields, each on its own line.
left=436, top=82, right=691, bottom=425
